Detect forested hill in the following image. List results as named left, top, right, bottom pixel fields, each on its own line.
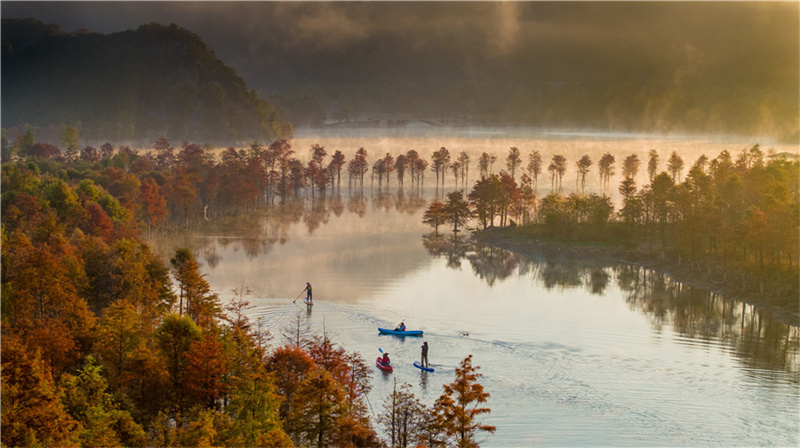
left=2, top=18, right=291, bottom=145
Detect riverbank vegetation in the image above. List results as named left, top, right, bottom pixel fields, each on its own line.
left=1, top=135, right=441, bottom=234
left=1, top=140, right=498, bottom=447
left=422, top=145, right=799, bottom=325
left=3, top=129, right=798, bottom=324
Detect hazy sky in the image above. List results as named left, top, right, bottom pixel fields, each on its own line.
left=4, top=1, right=797, bottom=96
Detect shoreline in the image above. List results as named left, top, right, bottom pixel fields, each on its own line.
left=475, top=227, right=800, bottom=328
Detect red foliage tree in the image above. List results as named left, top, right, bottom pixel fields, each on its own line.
left=29, top=142, right=62, bottom=159
left=138, top=178, right=167, bottom=236
left=84, top=201, right=114, bottom=240
left=266, top=345, right=316, bottom=422
left=183, top=332, right=230, bottom=409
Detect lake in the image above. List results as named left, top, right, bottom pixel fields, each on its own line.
left=151, top=131, right=799, bottom=447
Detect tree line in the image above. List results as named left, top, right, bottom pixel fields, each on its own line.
left=1, top=132, right=438, bottom=235
left=423, top=145, right=799, bottom=306
left=3, top=128, right=796, bottom=312
left=0, top=130, right=514, bottom=245
left=1, top=144, right=497, bottom=446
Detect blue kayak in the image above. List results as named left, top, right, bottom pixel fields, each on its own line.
left=413, top=361, right=434, bottom=372
left=378, top=327, right=423, bottom=336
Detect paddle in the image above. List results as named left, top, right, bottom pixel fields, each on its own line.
left=292, top=289, right=305, bottom=304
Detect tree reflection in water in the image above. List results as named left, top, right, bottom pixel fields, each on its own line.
left=467, top=243, right=519, bottom=287
left=152, top=189, right=428, bottom=265
left=329, top=195, right=345, bottom=218
left=538, top=261, right=583, bottom=291
left=347, top=194, right=368, bottom=217
left=303, top=197, right=330, bottom=234
left=373, top=191, right=395, bottom=213
left=422, top=233, right=469, bottom=269
left=618, top=265, right=800, bottom=379
left=422, top=237, right=800, bottom=380
left=395, top=192, right=428, bottom=216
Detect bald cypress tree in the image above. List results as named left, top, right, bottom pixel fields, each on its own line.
left=432, top=355, right=495, bottom=448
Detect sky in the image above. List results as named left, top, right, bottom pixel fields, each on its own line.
left=3, top=1, right=798, bottom=134
left=4, top=1, right=797, bottom=94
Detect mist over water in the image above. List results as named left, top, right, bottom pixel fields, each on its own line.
left=150, top=130, right=799, bottom=447
left=289, top=127, right=798, bottom=204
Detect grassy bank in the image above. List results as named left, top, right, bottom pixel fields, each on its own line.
left=476, top=225, right=799, bottom=327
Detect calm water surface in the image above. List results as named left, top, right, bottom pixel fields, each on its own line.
left=151, top=133, right=799, bottom=447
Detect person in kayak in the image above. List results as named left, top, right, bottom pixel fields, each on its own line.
left=394, top=321, right=406, bottom=332
left=304, top=282, right=312, bottom=303
left=381, top=352, right=390, bottom=366
left=421, top=341, right=429, bottom=368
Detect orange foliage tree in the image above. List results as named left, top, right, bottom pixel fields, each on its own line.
left=0, top=331, right=80, bottom=447
left=2, top=230, right=96, bottom=375
left=306, top=335, right=378, bottom=446
left=431, top=355, right=495, bottom=448
left=289, top=367, right=348, bottom=448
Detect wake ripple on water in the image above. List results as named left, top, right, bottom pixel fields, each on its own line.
left=241, top=297, right=799, bottom=447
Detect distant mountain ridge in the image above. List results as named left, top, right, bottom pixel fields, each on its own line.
left=2, top=18, right=290, bottom=145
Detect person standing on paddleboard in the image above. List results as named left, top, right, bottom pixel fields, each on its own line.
left=421, top=341, right=429, bottom=368
left=304, top=282, right=312, bottom=303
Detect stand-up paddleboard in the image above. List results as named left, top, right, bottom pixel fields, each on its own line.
left=413, top=361, right=434, bottom=372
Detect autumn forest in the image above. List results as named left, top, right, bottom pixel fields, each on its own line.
left=1, top=133, right=509, bottom=448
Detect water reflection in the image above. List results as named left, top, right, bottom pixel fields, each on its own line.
left=153, top=190, right=429, bottom=267
left=421, top=233, right=469, bottom=270
left=418, top=371, right=430, bottom=392
left=424, top=237, right=800, bottom=379
left=347, top=194, right=368, bottom=217
left=304, top=199, right=330, bottom=234
left=620, top=266, right=800, bottom=378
